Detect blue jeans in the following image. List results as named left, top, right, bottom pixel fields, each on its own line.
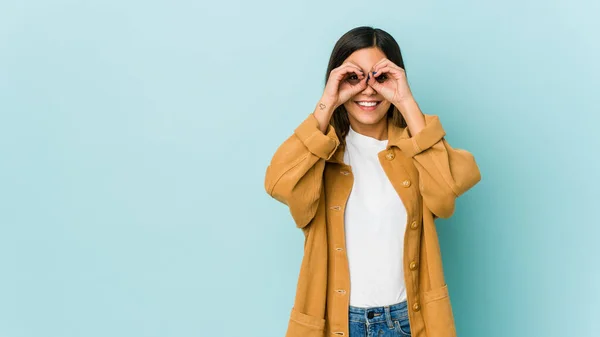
left=348, top=300, right=411, bottom=337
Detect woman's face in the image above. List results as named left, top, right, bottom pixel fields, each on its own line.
left=342, top=47, right=392, bottom=134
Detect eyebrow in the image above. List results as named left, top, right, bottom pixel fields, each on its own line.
left=348, top=63, right=372, bottom=73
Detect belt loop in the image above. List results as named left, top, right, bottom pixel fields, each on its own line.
left=384, top=305, right=393, bottom=329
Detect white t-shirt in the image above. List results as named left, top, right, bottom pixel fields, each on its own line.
left=343, top=124, right=409, bottom=307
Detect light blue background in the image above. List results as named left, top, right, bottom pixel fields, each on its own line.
left=1, top=1, right=598, bottom=336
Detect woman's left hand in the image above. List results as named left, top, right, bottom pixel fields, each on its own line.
left=367, top=58, right=414, bottom=105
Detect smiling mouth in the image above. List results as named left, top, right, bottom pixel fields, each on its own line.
left=354, top=101, right=382, bottom=110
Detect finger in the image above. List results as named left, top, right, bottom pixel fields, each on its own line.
left=373, top=66, right=405, bottom=80
left=342, top=72, right=369, bottom=97
left=373, top=60, right=404, bottom=75
left=334, top=62, right=365, bottom=78
left=355, top=72, right=369, bottom=90
left=334, top=68, right=364, bottom=84
left=372, top=58, right=389, bottom=69
left=336, top=66, right=367, bottom=85
left=346, top=71, right=368, bottom=91
left=367, top=72, right=385, bottom=92
left=346, top=63, right=369, bottom=80
left=371, top=58, right=390, bottom=73
left=343, top=61, right=367, bottom=74
left=374, top=62, right=404, bottom=77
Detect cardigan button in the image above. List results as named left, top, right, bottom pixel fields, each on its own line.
left=413, top=302, right=420, bottom=311
left=330, top=205, right=342, bottom=211
left=340, top=170, right=350, bottom=175
left=410, top=221, right=418, bottom=229
left=336, top=289, right=346, bottom=294
left=402, top=179, right=411, bottom=187
left=385, top=152, right=395, bottom=160
left=409, top=261, right=418, bottom=270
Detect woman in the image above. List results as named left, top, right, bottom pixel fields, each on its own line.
left=264, top=26, right=481, bottom=337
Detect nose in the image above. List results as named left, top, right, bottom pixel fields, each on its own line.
left=360, top=80, right=378, bottom=95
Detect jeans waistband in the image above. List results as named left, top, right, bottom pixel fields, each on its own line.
left=348, top=299, right=408, bottom=314
left=348, top=300, right=409, bottom=324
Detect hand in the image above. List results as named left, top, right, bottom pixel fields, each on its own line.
left=367, top=58, right=414, bottom=105
left=320, top=61, right=369, bottom=110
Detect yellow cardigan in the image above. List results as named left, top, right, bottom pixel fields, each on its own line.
left=264, top=112, right=481, bottom=337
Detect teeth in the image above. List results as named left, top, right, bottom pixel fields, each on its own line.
left=357, top=101, right=378, bottom=107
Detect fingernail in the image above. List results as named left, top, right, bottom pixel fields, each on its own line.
left=373, top=71, right=377, bottom=74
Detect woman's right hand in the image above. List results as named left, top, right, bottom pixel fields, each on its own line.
left=321, top=62, right=368, bottom=110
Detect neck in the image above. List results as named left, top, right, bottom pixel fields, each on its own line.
left=349, top=118, right=388, bottom=141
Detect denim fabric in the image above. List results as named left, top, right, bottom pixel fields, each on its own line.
left=348, top=300, right=411, bottom=337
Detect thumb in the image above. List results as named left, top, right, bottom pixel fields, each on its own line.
left=367, top=74, right=384, bottom=92
left=350, top=73, right=369, bottom=95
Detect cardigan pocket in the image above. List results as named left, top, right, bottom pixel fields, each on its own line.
left=421, top=284, right=457, bottom=337
left=286, top=306, right=326, bottom=337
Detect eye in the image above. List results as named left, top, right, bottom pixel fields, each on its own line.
left=375, top=74, right=387, bottom=83
left=345, top=73, right=361, bottom=84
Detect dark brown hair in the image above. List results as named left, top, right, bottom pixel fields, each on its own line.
left=325, top=26, right=407, bottom=146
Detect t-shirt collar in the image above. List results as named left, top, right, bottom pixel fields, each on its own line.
left=346, top=124, right=388, bottom=148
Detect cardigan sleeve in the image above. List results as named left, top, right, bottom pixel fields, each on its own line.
left=264, top=113, right=340, bottom=228
left=396, top=114, right=481, bottom=219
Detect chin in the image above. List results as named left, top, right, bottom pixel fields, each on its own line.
left=346, top=105, right=389, bottom=125
left=351, top=113, right=385, bottom=125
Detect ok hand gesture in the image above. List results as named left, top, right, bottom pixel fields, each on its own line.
left=367, top=58, right=414, bottom=105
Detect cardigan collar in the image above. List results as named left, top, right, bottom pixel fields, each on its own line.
left=326, top=119, right=410, bottom=165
